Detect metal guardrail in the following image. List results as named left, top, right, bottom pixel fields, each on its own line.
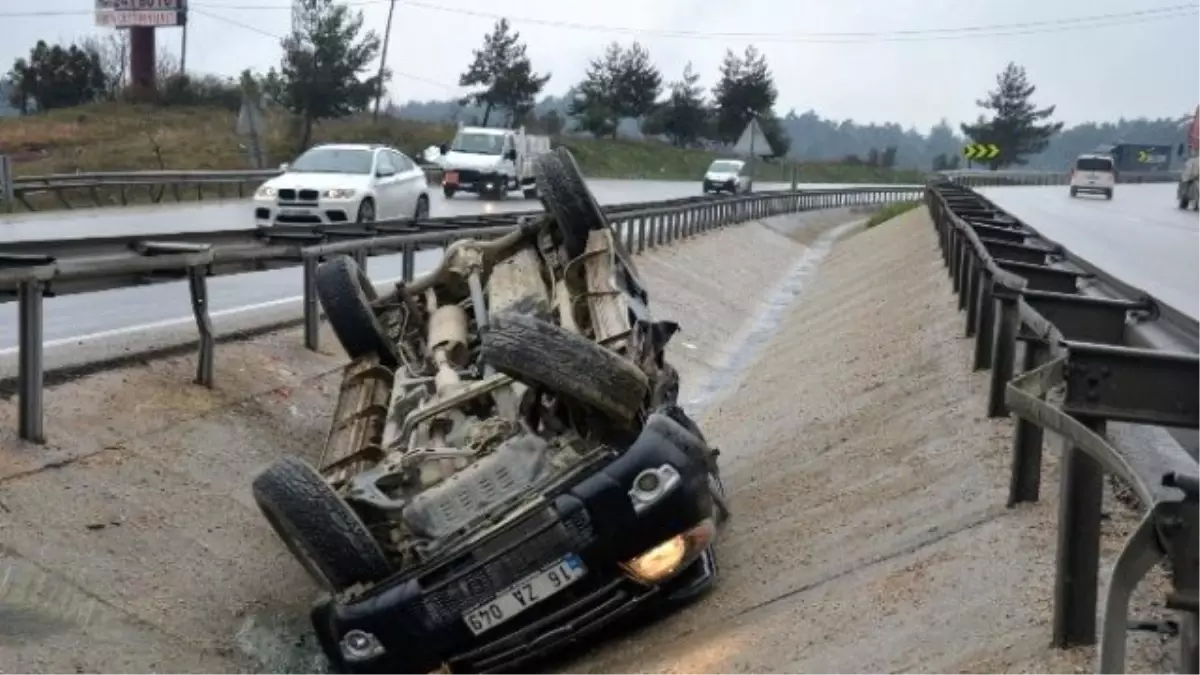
left=940, top=169, right=1181, bottom=188
left=926, top=181, right=1198, bottom=674
left=2, top=166, right=446, bottom=212
left=0, top=186, right=921, bottom=444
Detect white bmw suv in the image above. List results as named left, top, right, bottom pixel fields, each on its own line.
left=253, top=143, right=431, bottom=227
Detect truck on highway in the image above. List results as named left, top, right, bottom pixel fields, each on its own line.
left=1176, top=106, right=1199, bottom=211
left=430, top=124, right=552, bottom=200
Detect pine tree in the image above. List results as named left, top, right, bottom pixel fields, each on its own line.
left=960, top=62, right=1063, bottom=169
left=459, top=19, right=549, bottom=127
left=643, top=62, right=708, bottom=147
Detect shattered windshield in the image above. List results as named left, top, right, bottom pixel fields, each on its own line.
left=450, top=132, right=506, bottom=155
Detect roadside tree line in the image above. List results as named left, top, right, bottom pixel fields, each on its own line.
left=457, top=19, right=792, bottom=157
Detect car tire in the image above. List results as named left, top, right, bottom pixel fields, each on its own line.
left=534, top=148, right=608, bottom=260
left=443, top=185, right=456, bottom=199
left=355, top=198, right=375, bottom=223
left=413, top=194, right=430, bottom=222
left=1069, top=187, right=1078, bottom=197
left=252, top=456, right=393, bottom=593
left=315, top=255, right=399, bottom=367
left=481, top=311, right=649, bottom=424
left=1105, top=189, right=1113, bottom=200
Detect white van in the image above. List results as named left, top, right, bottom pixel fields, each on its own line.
left=1069, top=154, right=1116, bottom=200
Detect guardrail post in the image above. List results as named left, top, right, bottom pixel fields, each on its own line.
left=1007, top=340, right=1048, bottom=506
left=17, top=280, right=45, bottom=443
left=1053, top=415, right=1106, bottom=648
left=187, top=267, right=216, bottom=388
left=402, top=243, right=415, bottom=281
left=965, top=257, right=981, bottom=336
left=353, top=247, right=368, bottom=272
left=973, top=271, right=996, bottom=370
left=622, top=217, right=635, bottom=251
left=958, top=251, right=973, bottom=312
left=636, top=217, right=647, bottom=253
left=303, top=256, right=321, bottom=352
left=988, top=289, right=1020, bottom=418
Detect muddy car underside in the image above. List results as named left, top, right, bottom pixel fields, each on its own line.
left=250, top=148, right=726, bottom=673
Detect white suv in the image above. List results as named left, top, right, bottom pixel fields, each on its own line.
left=254, top=144, right=431, bottom=227
left=1069, top=154, right=1116, bottom=200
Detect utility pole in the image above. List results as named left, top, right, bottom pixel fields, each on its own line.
left=373, top=0, right=398, bottom=121
left=179, top=15, right=188, bottom=75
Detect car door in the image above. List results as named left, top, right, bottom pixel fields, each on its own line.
left=372, top=150, right=401, bottom=218
left=389, top=150, right=424, bottom=217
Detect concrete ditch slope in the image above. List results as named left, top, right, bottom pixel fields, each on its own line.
left=561, top=207, right=1171, bottom=674
left=0, top=207, right=860, bottom=673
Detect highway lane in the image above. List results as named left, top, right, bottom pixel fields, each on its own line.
left=0, top=178, right=788, bottom=244
left=980, top=184, right=1199, bottom=320
left=0, top=179, right=917, bottom=351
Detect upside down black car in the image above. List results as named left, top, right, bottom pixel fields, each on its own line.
left=250, top=148, right=730, bottom=674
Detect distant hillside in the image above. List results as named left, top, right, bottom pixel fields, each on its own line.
left=391, top=96, right=1191, bottom=172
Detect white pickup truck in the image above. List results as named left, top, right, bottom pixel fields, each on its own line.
left=428, top=125, right=552, bottom=200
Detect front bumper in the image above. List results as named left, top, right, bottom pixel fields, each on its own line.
left=253, top=197, right=359, bottom=227
left=703, top=178, right=737, bottom=193
left=443, top=169, right=507, bottom=194
left=311, top=418, right=717, bottom=674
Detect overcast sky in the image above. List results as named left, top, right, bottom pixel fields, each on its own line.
left=2, top=0, right=1197, bottom=130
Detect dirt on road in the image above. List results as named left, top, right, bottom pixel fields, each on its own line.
left=0, top=206, right=1174, bottom=673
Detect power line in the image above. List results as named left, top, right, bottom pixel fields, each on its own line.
left=188, top=7, right=464, bottom=92
left=191, top=1, right=1197, bottom=43
left=6, top=3, right=1194, bottom=43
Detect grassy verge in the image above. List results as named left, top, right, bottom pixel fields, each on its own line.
left=0, top=103, right=926, bottom=212
left=865, top=200, right=922, bottom=228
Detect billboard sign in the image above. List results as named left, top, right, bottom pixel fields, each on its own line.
left=95, top=0, right=186, bottom=27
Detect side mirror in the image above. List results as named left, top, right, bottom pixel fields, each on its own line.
left=376, top=168, right=395, bottom=178
left=504, top=149, right=517, bottom=161
left=1179, top=143, right=1187, bottom=157
left=439, top=144, right=449, bottom=155
left=278, top=162, right=289, bottom=171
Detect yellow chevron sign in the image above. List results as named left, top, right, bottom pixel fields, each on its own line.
left=1137, top=149, right=1166, bottom=163
left=963, top=143, right=1000, bottom=160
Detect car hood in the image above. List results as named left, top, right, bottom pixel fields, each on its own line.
left=705, top=171, right=738, bottom=182
left=263, top=172, right=374, bottom=191
left=437, top=151, right=506, bottom=171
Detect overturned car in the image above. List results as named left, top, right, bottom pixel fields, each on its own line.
left=251, top=148, right=729, bottom=674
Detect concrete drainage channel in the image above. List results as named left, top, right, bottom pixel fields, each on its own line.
left=685, top=216, right=867, bottom=420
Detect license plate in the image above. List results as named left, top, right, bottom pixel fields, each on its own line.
left=279, top=208, right=307, bottom=215
left=444, top=171, right=459, bottom=184
left=461, top=554, right=586, bottom=636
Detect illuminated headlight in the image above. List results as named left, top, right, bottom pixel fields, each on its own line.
left=628, top=464, right=681, bottom=514
left=321, top=188, right=357, bottom=199
left=255, top=186, right=277, bottom=198
left=620, top=519, right=716, bottom=584
left=339, top=629, right=385, bottom=663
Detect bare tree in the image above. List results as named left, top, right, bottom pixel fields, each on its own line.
left=79, top=32, right=129, bottom=100
left=155, top=47, right=181, bottom=85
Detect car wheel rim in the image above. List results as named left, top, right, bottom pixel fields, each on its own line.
left=359, top=202, right=375, bottom=222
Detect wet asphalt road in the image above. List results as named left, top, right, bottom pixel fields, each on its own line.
left=0, top=179, right=793, bottom=244
left=980, top=183, right=1199, bottom=320
left=0, top=179, right=890, bottom=352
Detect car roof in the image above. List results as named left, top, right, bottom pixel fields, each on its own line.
left=309, top=143, right=392, bottom=152
left=710, top=158, right=745, bottom=165
left=459, top=127, right=512, bottom=136
left=1075, top=153, right=1113, bottom=161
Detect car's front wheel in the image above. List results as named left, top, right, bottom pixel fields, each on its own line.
left=356, top=198, right=376, bottom=223
left=413, top=194, right=430, bottom=221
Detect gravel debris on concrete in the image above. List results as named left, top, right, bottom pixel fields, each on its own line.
left=0, top=209, right=856, bottom=673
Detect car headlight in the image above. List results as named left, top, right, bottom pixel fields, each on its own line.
left=255, top=186, right=277, bottom=198
left=620, top=519, right=716, bottom=585
left=321, top=188, right=357, bottom=199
